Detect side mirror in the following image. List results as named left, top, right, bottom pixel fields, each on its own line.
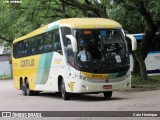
left=126, top=34, right=137, bottom=51
left=66, top=35, right=78, bottom=52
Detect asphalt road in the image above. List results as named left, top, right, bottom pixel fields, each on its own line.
left=0, top=80, right=160, bottom=120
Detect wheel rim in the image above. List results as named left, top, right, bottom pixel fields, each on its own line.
left=22, top=84, right=25, bottom=95
left=26, top=83, right=30, bottom=96
left=60, top=80, right=70, bottom=100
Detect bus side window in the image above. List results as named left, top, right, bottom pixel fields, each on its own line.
left=27, top=38, right=31, bottom=56
left=30, top=38, right=36, bottom=55
left=61, top=27, right=71, bottom=47
left=13, top=42, right=19, bottom=58
left=13, top=40, right=28, bottom=58
left=53, top=29, right=62, bottom=54
left=36, top=35, right=43, bottom=54
left=42, top=32, right=52, bottom=53
left=66, top=38, right=74, bottom=66
left=23, top=40, right=29, bottom=57
left=18, top=42, right=23, bottom=57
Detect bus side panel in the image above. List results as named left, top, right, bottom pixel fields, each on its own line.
left=130, top=52, right=160, bottom=75
left=34, top=52, right=65, bottom=92
left=145, top=52, right=160, bottom=75
left=12, top=55, right=40, bottom=90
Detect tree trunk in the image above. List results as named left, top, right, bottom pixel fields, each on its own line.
left=141, top=28, right=158, bottom=59
left=132, top=52, right=140, bottom=76
left=134, top=48, right=148, bottom=80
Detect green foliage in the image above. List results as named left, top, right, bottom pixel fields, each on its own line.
left=132, top=75, right=160, bottom=89
left=1, top=0, right=160, bottom=42
left=0, top=0, right=84, bottom=43
left=0, top=0, right=159, bottom=81
left=109, top=0, right=160, bottom=80
left=108, top=0, right=160, bottom=33
left=108, top=2, right=145, bottom=33
left=0, top=75, right=12, bottom=80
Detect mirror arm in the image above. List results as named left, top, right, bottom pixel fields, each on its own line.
left=126, top=34, right=137, bottom=51
left=66, top=35, right=78, bottom=52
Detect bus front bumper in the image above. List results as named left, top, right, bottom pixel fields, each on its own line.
left=74, top=77, right=131, bottom=93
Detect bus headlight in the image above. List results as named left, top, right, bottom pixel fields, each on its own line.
left=79, top=75, right=88, bottom=81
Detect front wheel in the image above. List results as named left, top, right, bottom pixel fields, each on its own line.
left=103, top=91, right=112, bottom=98
left=61, top=80, right=70, bottom=100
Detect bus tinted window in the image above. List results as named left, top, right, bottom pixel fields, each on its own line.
left=53, top=29, right=62, bottom=54
left=13, top=29, right=60, bottom=58
left=61, top=27, right=71, bottom=47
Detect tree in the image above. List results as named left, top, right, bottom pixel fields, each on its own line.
left=0, top=0, right=85, bottom=42
left=60, top=0, right=109, bottom=17
left=109, top=0, right=160, bottom=80
left=1, top=0, right=160, bottom=81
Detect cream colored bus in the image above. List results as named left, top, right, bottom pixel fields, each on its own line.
left=12, top=18, right=137, bottom=100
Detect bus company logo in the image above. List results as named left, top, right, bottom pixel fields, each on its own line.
left=21, top=59, right=34, bottom=68
left=3, top=0, right=22, bottom=3
left=2, top=112, right=12, bottom=117
left=54, top=58, right=62, bottom=64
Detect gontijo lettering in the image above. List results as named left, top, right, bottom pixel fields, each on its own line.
left=21, top=59, right=34, bottom=67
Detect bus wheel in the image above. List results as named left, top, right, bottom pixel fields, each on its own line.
left=21, top=82, right=26, bottom=96
left=60, top=80, right=70, bottom=100
left=103, top=91, right=112, bottom=98
left=25, top=80, right=34, bottom=96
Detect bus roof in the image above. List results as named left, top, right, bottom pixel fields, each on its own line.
left=13, top=18, right=122, bottom=43
left=60, top=18, right=122, bottom=29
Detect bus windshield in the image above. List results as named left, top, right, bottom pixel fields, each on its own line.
left=75, top=29, right=130, bottom=73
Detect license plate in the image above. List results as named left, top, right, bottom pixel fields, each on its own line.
left=103, top=85, right=112, bottom=89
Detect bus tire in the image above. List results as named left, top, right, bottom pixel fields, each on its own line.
left=61, top=80, right=70, bottom=100
left=21, top=82, right=26, bottom=96
left=25, top=80, right=34, bottom=96
left=103, top=91, right=112, bottom=98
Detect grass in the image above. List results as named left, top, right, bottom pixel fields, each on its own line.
left=0, top=75, right=12, bottom=80
left=132, top=75, right=160, bottom=89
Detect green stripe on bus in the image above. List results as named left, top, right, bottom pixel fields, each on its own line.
left=45, top=25, right=60, bottom=32
left=35, top=52, right=53, bottom=84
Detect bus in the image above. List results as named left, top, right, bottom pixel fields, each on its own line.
left=130, top=33, right=160, bottom=75
left=12, top=18, right=137, bottom=100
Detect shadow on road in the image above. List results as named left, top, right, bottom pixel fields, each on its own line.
left=70, top=94, right=127, bottom=101
left=36, top=92, right=127, bottom=101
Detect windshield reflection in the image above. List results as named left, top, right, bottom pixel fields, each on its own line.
left=74, top=29, right=129, bottom=73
